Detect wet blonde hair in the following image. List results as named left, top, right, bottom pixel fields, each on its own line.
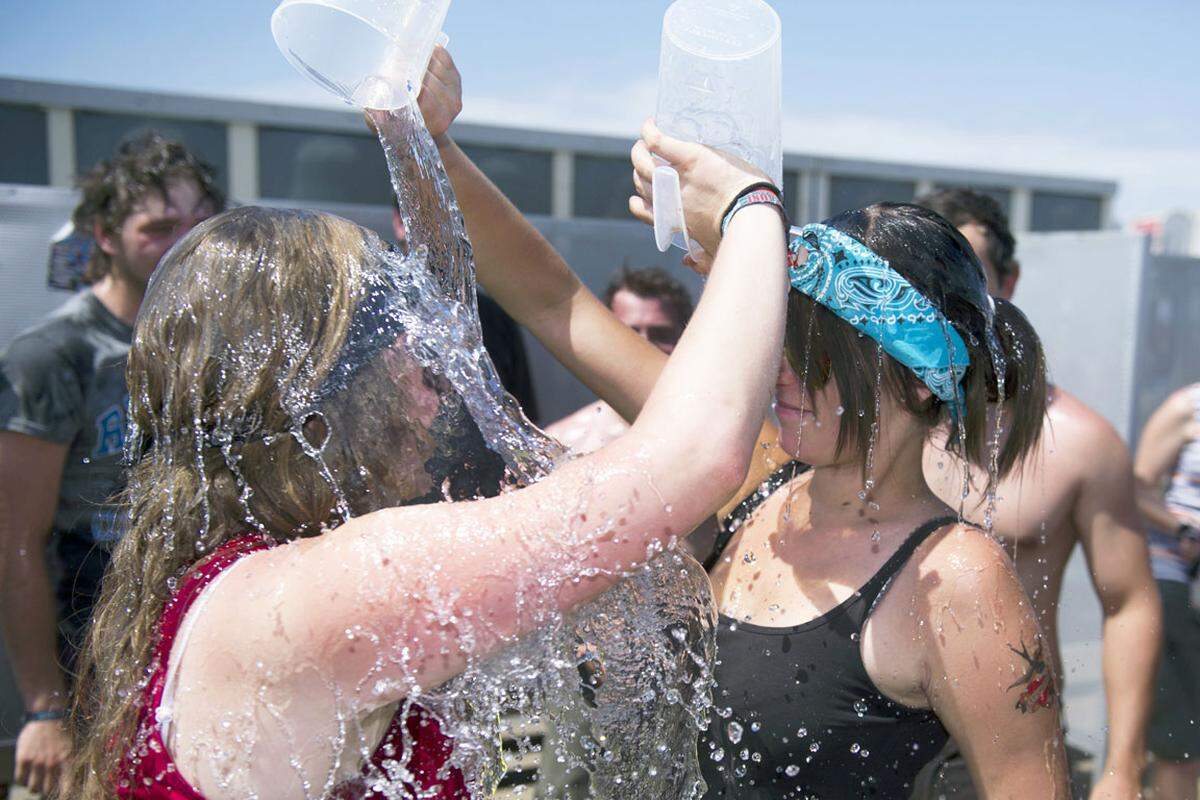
left=65, top=206, right=435, bottom=797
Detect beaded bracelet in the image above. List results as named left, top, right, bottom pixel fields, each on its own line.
left=720, top=182, right=788, bottom=237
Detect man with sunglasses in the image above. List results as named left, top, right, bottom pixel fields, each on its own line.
left=546, top=266, right=693, bottom=454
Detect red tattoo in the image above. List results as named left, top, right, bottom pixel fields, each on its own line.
left=1006, top=638, right=1055, bottom=713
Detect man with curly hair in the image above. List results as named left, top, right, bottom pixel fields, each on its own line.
left=0, top=132, right=224, bottom=795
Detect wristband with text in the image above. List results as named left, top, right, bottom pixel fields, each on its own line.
left=720, top=182, right=788, bottom=238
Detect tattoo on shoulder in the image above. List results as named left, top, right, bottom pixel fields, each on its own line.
left=1006, top=638, right=1056, bottom=714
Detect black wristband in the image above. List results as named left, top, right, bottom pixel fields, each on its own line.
left=720, top=182, right=784, bottom=234
left=22, top=708, right=67, bottom=725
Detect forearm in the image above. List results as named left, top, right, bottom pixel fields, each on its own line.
left=1135, top=479, right=1189, bottom=531
left=438, top=136, right=581, bottom=328
left=1099, top=587, right=1162, bottom=775
left=633, top=205, right=786, bottom=459
left=0, top=558, right=68, bottom=710
left=439, top=136, right=668, bottom=421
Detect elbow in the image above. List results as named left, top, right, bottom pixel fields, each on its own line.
left=702, top=427, right=758, bottom=504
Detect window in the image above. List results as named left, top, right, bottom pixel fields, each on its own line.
left=0, top=103, right=49, bottom=185
left=1030, top=191, right=1104, bottom=232
left=828, top=175, right=915, bottom=216
left=930, top=184, right=1012, bottom=217
left=782, top=169, right=801, bottom=221
left=459, top=144, right=552, bottom=215
left=74, top=111, right=228, bottom=191
left=573, top=154, right=632, bottom=220
left=258, top=127, right=390, bottom=205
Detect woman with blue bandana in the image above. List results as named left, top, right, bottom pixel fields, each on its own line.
left=433, top=99, right=1068, bottom=791
left=446, top=121, right=1069, bottom=796
left=623, top=123, right=1067, bottom=797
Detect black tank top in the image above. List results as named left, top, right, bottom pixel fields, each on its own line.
left=700, top=464, right=953, bottom=799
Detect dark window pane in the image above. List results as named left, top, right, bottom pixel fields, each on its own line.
left=74, top=111, right=228, bottom=192
left=574, top=154, right=631, bottom=220
left=258, top=127, right=389, bottom=205
left=0, top=103, right=48, bottom=185
left=929, top=184, right=1012, bottom=217
left=828, top=175, right=915, bottom=216
left=460, top=144, right=551, bottom=215
left=783, top=169, right=801, bottom=221
left=1030, top=191, right=1104, bottom=232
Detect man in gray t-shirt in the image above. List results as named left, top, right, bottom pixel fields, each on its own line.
left=0, top=132, right=223, bottom=795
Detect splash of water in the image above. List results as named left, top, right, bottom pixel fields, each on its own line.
left=360, top=105, right=718, bottom=797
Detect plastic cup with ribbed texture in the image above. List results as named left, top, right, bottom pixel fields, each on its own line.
left=271, top=0, right=451, bottom=109
left=653, top=0, right=782, bottom=254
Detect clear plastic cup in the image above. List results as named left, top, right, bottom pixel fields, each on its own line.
left=271, top=0, right=452, bottom=109
left=653, top=0, right=782, bottom=253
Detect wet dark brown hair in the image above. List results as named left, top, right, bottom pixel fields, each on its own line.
left=786, top=203, right=1046, bottom=478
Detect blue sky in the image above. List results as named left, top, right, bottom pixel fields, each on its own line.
left=3, top=1, right=1197, bottom=221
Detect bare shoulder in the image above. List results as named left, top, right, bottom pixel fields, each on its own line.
left=905, top=522, right=1026, bottom=615
left=1044, top=388, right=1129, bottom=463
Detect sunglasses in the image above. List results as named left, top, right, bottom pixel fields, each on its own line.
left=631, top=324, right=683, bottom=350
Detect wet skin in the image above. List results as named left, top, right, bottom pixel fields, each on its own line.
left=923, top=389, right=1106, bottom=683
left=709, top=360, right=1068, bottom=795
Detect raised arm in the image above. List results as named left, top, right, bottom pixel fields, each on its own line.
left=919, top=528, right=1070, bottom=797
left=1075, top=423, right=1162, bottom=798
left=210, top=123, right=790, bottom=708
left=1134, top=387, right=1197, bottom=532
left=414, top=47, right=668, bottom=422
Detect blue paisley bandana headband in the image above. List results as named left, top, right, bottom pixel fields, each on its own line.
left=787, top=223, right=971, bottom=409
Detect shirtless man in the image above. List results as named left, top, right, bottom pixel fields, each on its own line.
left=546, top=266, right=693, bottom=453
left=913, top=189, right=1162, bottom=800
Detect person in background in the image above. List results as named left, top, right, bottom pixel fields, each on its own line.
left=913, top=188, right=1161, bottom=800
left=1134, top=383, right=1200, bottom=800
left=391, top=197, right=540, bottom=424
left=0, top=132, right=224, bottom=796
left=546, top=266, right=693, bottom=454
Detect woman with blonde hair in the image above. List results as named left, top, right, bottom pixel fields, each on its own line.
left=64, top=52, right=790, bottom=798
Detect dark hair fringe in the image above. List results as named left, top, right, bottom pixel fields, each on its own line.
left=784, top=203, right=1047, bottom=484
